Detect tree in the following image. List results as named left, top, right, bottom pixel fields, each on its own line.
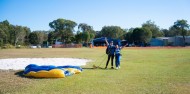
left=33, top=31, right=48, bottom=45
left=75, top=31, right=83, bottom=43
left=49, top=18, right=77, bottom=44
left=94, top=31, right=102, bottom=38
left=0, top=28, right=7, bottom=46
left=82, top=32, right=90, bottom=43
left=173, top=19, right=189, bottom=46
left=166, top=26, right=179, bottom=37
left=78, top=23, right=93, bottom=33
left=100, top=26, right=125, bottom=39
left=0, top=20, right=31, bottom=47
left=132, top=28, right=152, bottom=46
left=29, top=32, right=38, bottom=45
left=124, top=28, right=134, bottom=44
left=0, top=28, right=6, bottom=47
left=23, top=27, right=31, bottom=45
left=13, top=25, right=26, bottom=46
left=78, top=23, right=95, bottom=44
left=48, top=31, right=56, bottom=45
left=142, top=20, right=163, bottom=38
left=187, top=30, right=190, bottom=36
left=0, top=20, right=10, bottom=45
left=161, top=29, right=169, bottom=37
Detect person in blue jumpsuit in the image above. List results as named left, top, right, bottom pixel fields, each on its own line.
left=115, top=44, right=127, bottom=70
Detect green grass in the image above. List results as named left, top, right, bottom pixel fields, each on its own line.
left=0, top=48, right=190, bottom=94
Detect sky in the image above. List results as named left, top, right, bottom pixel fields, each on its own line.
left=0, top=0, right=190, bottom=31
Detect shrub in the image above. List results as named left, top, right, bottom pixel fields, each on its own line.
left=16, top=45, right=30, bottom=49
left=2, top=44, right=15, bottom=49
left=0, top=39, right=3, bottom=47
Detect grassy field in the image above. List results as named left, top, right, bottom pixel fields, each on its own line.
left=0, top=47, right=190, bottom=94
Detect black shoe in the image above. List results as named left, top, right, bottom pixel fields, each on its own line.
left=105, top=66, right=107, bottom=69
left=111, top=67, right=114, bottom=69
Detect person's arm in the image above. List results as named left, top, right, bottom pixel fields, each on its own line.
left=120, top=43, right=128, bottom=49
left=105, top=37, right=109, bottom=46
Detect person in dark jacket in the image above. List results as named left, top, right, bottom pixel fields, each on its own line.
left=105, top=38, right=115, bottom=69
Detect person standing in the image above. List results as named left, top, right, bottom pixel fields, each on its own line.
left=105, top=38, right=115, bottom=69
left=115, top=44, right=127, bottom=70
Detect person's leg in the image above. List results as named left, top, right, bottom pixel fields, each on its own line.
left=118, top=56, right=121, bottom=68
left=111, top=54, right=114, bottom=68
left=115, top=55, right=119, bottom=68
left=105, top=55, right=111, bottom=68
left=115, top=55, right=117, bottom=68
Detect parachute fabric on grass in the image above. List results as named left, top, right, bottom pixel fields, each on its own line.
left=23, top=64, right=83, bottom=78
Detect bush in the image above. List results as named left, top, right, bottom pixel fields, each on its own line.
left=2, top=44, right=15, bottom=49
left=16, top=45, right=30, bottom=49
left=0, top=39, right=3, bottom=47
left=16, top=45, right=21, bottom=48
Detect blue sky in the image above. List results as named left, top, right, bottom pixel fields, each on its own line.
left=0, top=0, right=190, bottom=31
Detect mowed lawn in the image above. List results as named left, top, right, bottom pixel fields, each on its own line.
left=0, top=47, right=190, bottom=94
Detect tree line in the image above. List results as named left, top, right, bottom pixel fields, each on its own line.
left=0, top=18, right=190, bottom=48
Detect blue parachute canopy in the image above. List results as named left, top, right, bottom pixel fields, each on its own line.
left=23, top=64, right=83, bottom=78
left=92, top=37, right=121, bottom=46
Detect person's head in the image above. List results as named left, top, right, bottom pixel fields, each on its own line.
left=110, top=41, right=113, bottom=45
left=116, top=44, right=119, bottom=48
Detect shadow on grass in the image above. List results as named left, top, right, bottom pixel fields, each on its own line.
left=14, top=71, right=41, bottom=79
left=82, top=67, right=104, bottom=70
left=14, top=70, right=27, bottom=78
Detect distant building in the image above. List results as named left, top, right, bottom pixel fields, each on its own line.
left=149, top=36, right=190, bottom=46
left=149, top=38, right=165, bottom=46
left=55, top=39, right=62, bottom=45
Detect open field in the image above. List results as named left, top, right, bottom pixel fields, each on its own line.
left=0, top=47, right=190, bottom=94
